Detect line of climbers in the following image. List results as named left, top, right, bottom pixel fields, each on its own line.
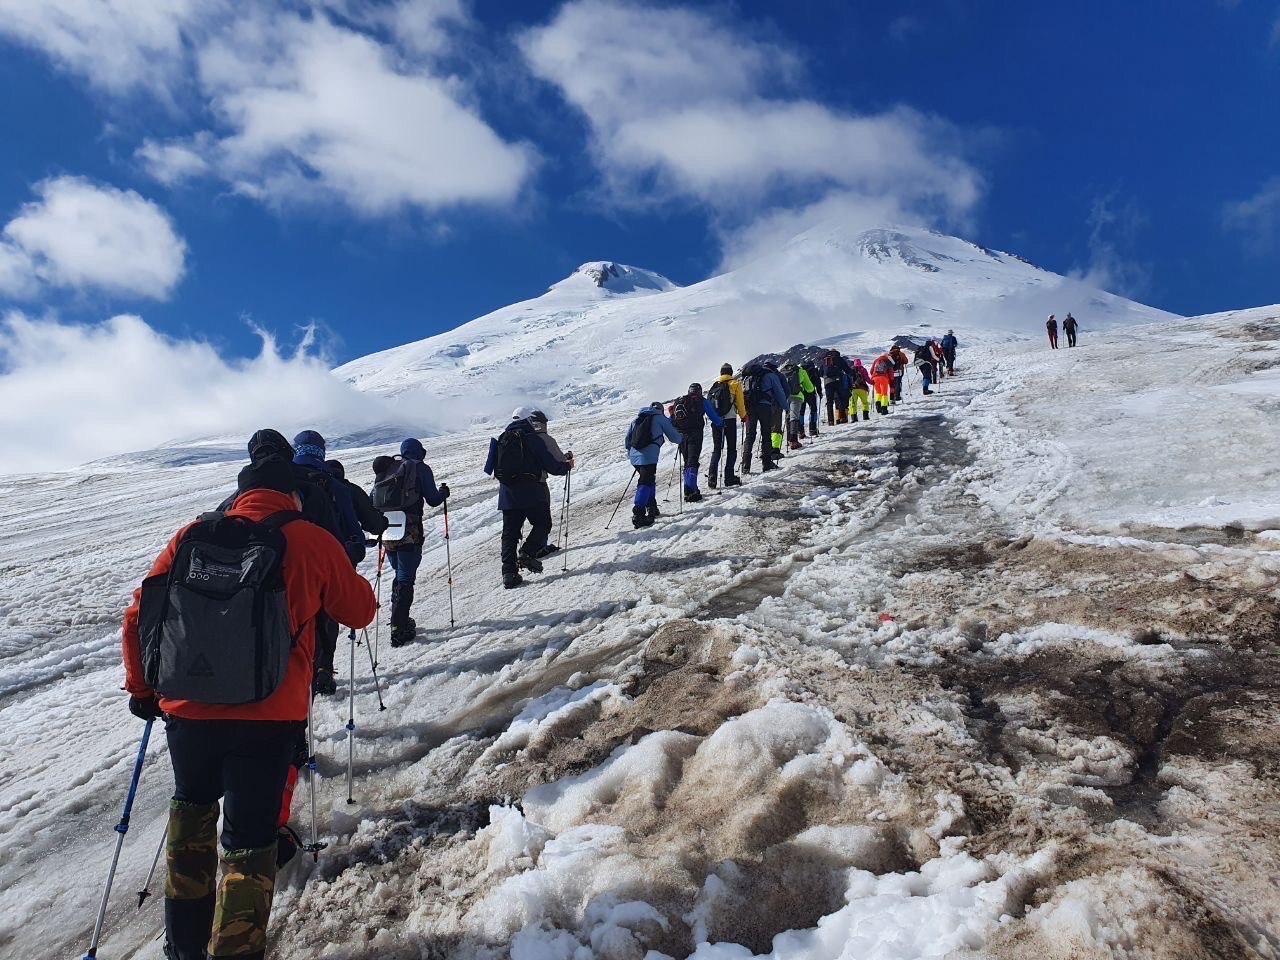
left=622, top=334, right=958, bottom=527
left=111, top=334, right=958, bottom=960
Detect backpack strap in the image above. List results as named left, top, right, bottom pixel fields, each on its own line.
left=260, top=510, right=303, bottom=530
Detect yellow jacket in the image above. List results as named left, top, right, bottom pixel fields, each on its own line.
left=714, top=373, right=748, bottom=420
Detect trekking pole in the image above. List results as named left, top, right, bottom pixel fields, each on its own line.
left=442, top=498, right=456, bottom=630
left=678, top=449, right=685, bottom=515
left=83, top=717, right=153, bottom=959
left=561, top=469, right=571, bottom=572
left=663, top=451, right=678, bottom=502
left=303, top=694, right=326, bottom=862
left=361, top=628, right=387, bottom=711
left=372, top=543, right=384, bottom=669
left=345, top=628, right=357, bottom=805
left=605, top=470, right=637, bottom=529
left=135, top=824, right=166, bottom=908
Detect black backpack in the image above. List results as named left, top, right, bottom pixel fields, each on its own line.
left=740, top=363, right=765, bottom=405
left=784, top=367, right=801, bottom=395
left=707, top=380, right=733, bottom=416
left=671, top=393, right=697, bottom=430
left=625, top=410, right=658, bottom=451
left=371, top=457, right=419, bottom=510
left=822, top=349, right=840, bottom=374
left=493, top=425, right=540, bottom=482
left=138, top=512, right=302, bottom=705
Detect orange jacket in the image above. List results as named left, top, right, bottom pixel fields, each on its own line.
left=121, top=488, right=377, bottom=722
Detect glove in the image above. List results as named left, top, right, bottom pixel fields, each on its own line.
left=129, top=695, right=162, bottom=721
left=438, top=483, right=451, bottom=500
left=565, top=452, right=575, bottom=468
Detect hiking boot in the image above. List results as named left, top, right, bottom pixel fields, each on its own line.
left=923, top=388, right=933, bottom=395
left=724, top=474, right=743, bottom=487
left=503, top=573, right=525, bottom=589
left=809, top=426, right=820, bottom=437
left=788, top=438, right=803, bottom=450
left=684, top=487, right=704, bottom=502
left=532, top=544, right=559, bottom=559
left=862, top=411, right=870, bottom=421
left=389, top=624, right=413, bottom=648
left=647, top=502, right=661, bottom=518
left=761, top=461, right=779, bottom=472
left=707, top=475, right=718, bottom=489
left=518, top=554, right=544, bottom=574
left=312, top=669, right=337, bottom=697
left=632, top=507, right=654, bottom=529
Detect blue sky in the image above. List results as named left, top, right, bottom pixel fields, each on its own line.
left=0, top=0, right=1277, bottom=366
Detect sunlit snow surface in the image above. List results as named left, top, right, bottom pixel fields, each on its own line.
left=333, top=225, right=1176, bottom=433
left=1, top=305, right=1278, bottom=959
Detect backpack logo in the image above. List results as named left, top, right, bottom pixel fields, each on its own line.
left=187, top=653, right=215, bottom=677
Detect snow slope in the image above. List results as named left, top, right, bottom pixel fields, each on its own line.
left=336, top=224, right=1178, bottom=431
left=1, top=306, right=1277, bottom=960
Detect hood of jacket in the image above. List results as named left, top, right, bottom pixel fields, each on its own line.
left=228, top=487, right=301, bottom=518
left=247, top=428, right=292, bottom=464
left=401, top=438, right=426, bottom=460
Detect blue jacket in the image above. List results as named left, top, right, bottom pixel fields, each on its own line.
left=397, top=438, right=447, bottom=517
left=483, top=419, right=571, bottom=511
left=760, top=369, right=788, bottom=408
left=294, top=452, right=365, bottom=562
left=941, top=334, right=958, bottom=352
left=626, top=406, right=682, bottom=466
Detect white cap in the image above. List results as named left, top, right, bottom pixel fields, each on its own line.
left=511, top=405, right=536, bottom=420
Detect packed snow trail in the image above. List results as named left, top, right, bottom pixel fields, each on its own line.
left=1, top=309, right=1278, bottom=958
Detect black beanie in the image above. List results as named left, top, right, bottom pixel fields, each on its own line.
left=720, top=363, right=733, bottom=375
left=325, top=458, right=345, bottom=480
left=237, top=459, right=298, bottom=496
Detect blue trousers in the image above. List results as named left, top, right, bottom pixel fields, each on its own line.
left=388, top=544, right=422, bottom=584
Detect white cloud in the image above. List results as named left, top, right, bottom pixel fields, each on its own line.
left=0, top=177, right=187, bottom=301
left=0, top=311, right=392, bottom=472
left=178, top=9, right=533, bottom=213
left=1223, top=177, right=1280, bottom=253
left=0, top=0, right=218, bottom=96
left=4, top=2, right=533, bottom=215
left=520, top=0, right=981, bottom=254
left=136, top=136, right=213, bottom=185
left=1066, top=195, right=1152, bottom=298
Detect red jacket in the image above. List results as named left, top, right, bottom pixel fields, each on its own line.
left=121, top=488, right=377, bottom=722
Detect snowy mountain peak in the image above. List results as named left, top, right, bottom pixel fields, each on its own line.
left=336, top=221, right=1177, bottom=429
left=550, top=261, right=676, bottom=295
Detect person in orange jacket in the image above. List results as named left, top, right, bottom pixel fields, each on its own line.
left=121, top=458, right=376, bottom=960
left=869, top=351, right=896, bottom=415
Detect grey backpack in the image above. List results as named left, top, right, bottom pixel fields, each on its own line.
left=138, top=511, right=302, bottom=704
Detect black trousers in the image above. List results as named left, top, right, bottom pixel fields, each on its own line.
left=679, top=430, right=705, bottom=470
left=804, top=392, right=819, bottom=430
left=501, top=496, right=552, bottom=576
left=742, top=402, right=776, bottom=469
left=313, top=613, right=339, bottom=678
left=892, top=373, right=903, bottom=401
left=1065, top=329, right=1077, bottom=347
left=168, top=718, right=301, bottom=851
left=708, top=419, right=738, bottom=481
